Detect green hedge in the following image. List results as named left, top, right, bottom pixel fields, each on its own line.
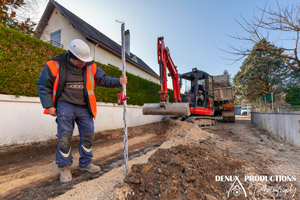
left=0, top=26, right=66, bottom=96
left=0, top=26, right=173, bottom=105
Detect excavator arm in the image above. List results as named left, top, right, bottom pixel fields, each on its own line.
left=157, top=37, right=181, bottom=103
left=142, top=37, right=190, bottom=117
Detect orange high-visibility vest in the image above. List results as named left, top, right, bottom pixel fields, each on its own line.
left=43, top=60, right=98, bottom=118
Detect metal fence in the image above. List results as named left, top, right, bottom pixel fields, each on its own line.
left=251, top=93, right=300, bottom=112
left=48, top=40, right=64, bottom=48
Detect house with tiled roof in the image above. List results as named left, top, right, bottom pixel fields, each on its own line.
left=35, top=0, right=160, bottom=83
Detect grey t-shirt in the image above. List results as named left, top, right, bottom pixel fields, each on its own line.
left=58, top=58, right=86, bottom=106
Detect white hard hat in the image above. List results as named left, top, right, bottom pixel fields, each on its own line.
left=68, top=39, right=93, bottom=62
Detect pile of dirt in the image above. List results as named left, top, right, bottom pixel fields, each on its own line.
left=124, top=144, right=244, bottom=200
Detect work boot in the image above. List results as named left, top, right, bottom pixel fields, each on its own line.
left=60, top=165, right=72, bottom=183
left=79, top=163, right=100, bottom=173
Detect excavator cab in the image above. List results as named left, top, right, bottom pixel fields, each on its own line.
left=180, top=68, right=215, bottom=116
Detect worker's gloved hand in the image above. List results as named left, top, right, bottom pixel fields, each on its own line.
left=47, top=107, right=57, bottom=116
left=120, top=76, right=128, bottom=85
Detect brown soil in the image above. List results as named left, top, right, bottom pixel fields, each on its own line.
left=111, top=117, right=300, bottom=200
left=1, top=117, right=300, bottom=200
left=124, top=145, right=244, bottom=200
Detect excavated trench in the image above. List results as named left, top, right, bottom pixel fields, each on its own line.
left=7, top=144, right=161, bottom=200
left=1, top=118, right=300, bottom=200
left=0, top=120, right=177, bottom=199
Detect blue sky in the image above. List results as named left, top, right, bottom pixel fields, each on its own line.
left=47, top=0, right=296, bottom=79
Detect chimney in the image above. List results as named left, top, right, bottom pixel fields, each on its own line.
left=125, top=29, right=130, bottom=56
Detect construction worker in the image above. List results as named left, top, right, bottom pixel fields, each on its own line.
left=189, top=79, right=205, bottom=106
left=37, top=39, right=127, bottom=183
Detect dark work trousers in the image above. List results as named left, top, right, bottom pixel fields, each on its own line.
left=55, top=101, right=94, bottom=168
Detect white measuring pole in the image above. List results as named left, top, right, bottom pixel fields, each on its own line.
left=119, top=22, right=128, bottom=175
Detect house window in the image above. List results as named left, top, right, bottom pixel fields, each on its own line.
left=50, top=30, right=63, bottom=48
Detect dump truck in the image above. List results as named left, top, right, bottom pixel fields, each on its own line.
left=212, top=71, right=235, bottom=122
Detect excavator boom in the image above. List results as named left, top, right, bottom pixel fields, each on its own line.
left=142, top=37, right=190, bottom=116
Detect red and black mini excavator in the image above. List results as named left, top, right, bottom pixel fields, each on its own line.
left=142, top=37, right=217, bottom=127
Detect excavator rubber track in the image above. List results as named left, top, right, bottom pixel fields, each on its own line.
left=181, top=116, right=219, bottom=128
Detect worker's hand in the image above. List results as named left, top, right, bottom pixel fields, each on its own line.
left=47, top=107, right=57, bottom=116
left=120, top=76, right=128, bottom=85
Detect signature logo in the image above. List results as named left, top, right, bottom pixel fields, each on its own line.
left=227, top=176, right=247, bottom=198
left=216, top=175, right=297, bottom=198
left=249, top=183, right=296, bottom=197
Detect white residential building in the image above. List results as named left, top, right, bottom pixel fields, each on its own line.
left=36, top=0, right=160, bottom=83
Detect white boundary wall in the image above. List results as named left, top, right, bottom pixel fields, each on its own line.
left=0, top=94, right=163, bottom=146
left=251, top=112, right=300, bottom=147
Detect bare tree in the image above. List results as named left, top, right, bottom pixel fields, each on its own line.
left=2, top=0, right=47, bottom=33
left=229, top=1, right=300, bottom=72
left=13, top=0, right=48, bottom=24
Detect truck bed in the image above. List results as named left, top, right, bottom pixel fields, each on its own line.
left=213, top=86, right=234, bottom=102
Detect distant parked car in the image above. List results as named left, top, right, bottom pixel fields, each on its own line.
left=241, top=107, right=248, bottom=115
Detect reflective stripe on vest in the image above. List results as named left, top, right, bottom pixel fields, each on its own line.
left=43, top=61, right=59, bottom=115
left=86, top=63, right=97, bottom=118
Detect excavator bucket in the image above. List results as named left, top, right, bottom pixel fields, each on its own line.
left=142, top=103, right=190, bottom=117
